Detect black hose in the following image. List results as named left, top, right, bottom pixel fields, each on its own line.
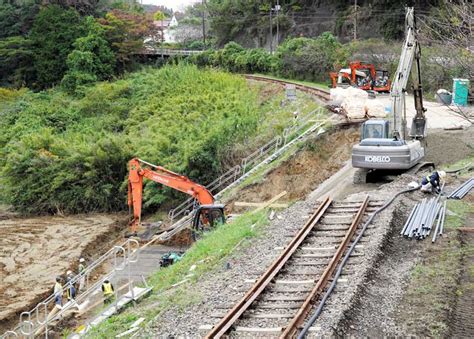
left=297, top=185, right=420, bottom=339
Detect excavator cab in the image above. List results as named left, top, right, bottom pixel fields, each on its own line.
left=192, top=204, right=226, bottom=240
left=374, top=70, right=391, bottom=92
left=360, top=120, right=390, bottom=140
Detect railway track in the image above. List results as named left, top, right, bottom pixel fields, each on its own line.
left=244, top=74, right=331, bottom=103
left=203, top=196, right=385, bottom=338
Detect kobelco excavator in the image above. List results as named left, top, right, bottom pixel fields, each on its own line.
left=351, top=7, right=428, bottom=183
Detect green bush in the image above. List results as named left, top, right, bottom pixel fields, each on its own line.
left=275, top=33, right=348, bottom=82
left=190, top=42, right=275, bottom=74
left=189, top=33, right=346, bottom=83
left=0, top=64, right=261, bottom=214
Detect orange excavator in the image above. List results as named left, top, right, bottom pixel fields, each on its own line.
left=330, top=61, right=391, bottom=92
left=127, top=158, right=225, bottom=237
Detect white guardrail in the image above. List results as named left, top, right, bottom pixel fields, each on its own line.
left=1, top=106, right=327, bottom=338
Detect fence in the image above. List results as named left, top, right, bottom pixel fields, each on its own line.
left=2, top=239, right=141, bottom=338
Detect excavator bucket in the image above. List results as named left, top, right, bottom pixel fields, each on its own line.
left=409, top=116, right=427, bottom=139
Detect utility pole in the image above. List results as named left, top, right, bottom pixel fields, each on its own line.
left=276, top=0, right=280, bottom=48
left=202, top=0, right=206, bottom=48
left=269, top=6, right=273, bottom=54
left=353, top=0, right=357, bottom=41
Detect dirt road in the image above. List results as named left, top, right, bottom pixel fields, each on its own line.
left=0, top=213, right=122, bottom=331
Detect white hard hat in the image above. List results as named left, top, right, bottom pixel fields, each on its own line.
left=79, top=258, right=85, bottom=263
left=67, top=270, right=73, bottom=275
left=438, top=171, right=446, bottom=179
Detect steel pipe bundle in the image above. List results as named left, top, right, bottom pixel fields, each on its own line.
left=447, top=178, right=474, bottom=199
left=401, top=197, right=447, bottom=242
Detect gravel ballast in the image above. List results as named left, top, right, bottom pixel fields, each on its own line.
left=138, top=174, right=421, bottom=338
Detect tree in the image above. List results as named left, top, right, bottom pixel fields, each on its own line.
left=30, top=5, right=86, bottom=88
left=0, top=36, right=34, bottom=87
left=62, top=16, right=115, bottom=92
left=420, top=0, right=473, bottom=79
left=98, top=9, right=155, bottom=70
left=276, top=33, right=348, bottom=82
left=0, top=1, right=40, bottom=39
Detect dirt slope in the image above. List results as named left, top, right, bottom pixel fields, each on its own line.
left=227, top=128, right=359, bottom=208
left=0, top=214, right=122, bottom=331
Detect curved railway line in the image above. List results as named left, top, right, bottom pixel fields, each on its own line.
left=244, top=74, right=331, bottom=103
left=202, top=196, right=385, bottom=338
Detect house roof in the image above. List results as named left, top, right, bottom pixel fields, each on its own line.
left=154, top=19, right=172, bottom=28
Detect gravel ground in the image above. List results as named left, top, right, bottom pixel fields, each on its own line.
left=308, top=175, right=418, bottom=337
left=336, top=200, right=421, bottom=337
left=139, top=173, right=421, bottom=338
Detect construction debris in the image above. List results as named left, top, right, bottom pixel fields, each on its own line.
left=447, top=178, right=474, bottom=199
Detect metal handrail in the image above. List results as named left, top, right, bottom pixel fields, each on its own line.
left=169, top=108, right=324, bottom=222
left=4, top=239, right=138, bottom=338
left=168, top=165, right=241, bottom=221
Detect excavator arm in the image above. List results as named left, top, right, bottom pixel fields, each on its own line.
left=390, top=7, right=426, bottom=140
left=127, top=158, right=215, bottom=233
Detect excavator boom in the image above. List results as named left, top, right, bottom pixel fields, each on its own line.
left=127, top=158, right=216, bottom=234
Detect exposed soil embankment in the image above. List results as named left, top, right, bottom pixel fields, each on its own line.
left=227, top=127, right=359, bottom=209
left=0, top=213, right=124, bottom=332
left=424, top=129, right=474, bottom=166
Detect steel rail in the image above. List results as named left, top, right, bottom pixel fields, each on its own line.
left=244, top=74, right=331, bottom=103
left=298, top=185, right=420, bottom=339
left=205, top=196, right=333, bottom=338
left=281, top=195, right=369, bottom=338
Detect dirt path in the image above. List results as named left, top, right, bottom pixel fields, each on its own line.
left=0, top=213, right=123, bottom=331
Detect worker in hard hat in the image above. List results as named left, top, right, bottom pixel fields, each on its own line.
left=101, top=279, right=115, bottom=305
left=66, top=270, right=76, bottom=301
left=78, top=257, right=86, bottom=291
left=54, top=276, right=63, bottom=309
left=421, top=170, right=446, bottom=194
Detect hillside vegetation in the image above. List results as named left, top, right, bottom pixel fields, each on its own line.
left=0, top=65, right=272, bottom=214
left=190, top=36, right=472, bottom=94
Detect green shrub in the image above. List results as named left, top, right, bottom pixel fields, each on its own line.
left=0, top=64, right=261, bottom=214
left=275, top=33, right=348, bottom=82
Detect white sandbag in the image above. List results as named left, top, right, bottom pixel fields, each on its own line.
left=330, top=87, right=368, bottom=105
left=329, top=87, right=346, bottom=105
left=342, top=102, right=366, bottom=119
left=365, top=99, right=386, bottom=118
left=341, top=87, right=368, bottom=119
left=345, top=86, right=368, bottom=100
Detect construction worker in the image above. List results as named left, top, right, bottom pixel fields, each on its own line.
left=66, top=270, right=76, bottom=301
left=421, top=170, right=446, bottom=194
left=78, top=257, right=86, bottom=291
left=101, top=279, right=115, bottom=305
left=54, top=276, right=63, bottom=309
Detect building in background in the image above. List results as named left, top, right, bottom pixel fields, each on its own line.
left=153, top=15, right=179, bottom=43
